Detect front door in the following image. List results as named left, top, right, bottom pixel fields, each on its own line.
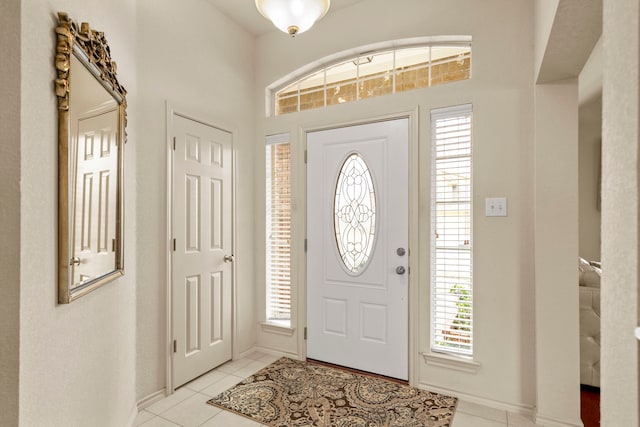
left=172, top=114, right=233, bottom=388
left=307, top=118, right=409, bottom=380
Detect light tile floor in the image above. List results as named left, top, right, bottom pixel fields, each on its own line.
left=133, top=352, right=542, bottom=427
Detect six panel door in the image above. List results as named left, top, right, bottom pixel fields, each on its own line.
left=172, top=114, right=233, bottom=388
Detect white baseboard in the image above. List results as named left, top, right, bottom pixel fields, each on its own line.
left=236, top=346, right=259, bottom=359
left=126, top=403, right=139, bottom=427
left=252, top=345, right=300, bottom=360
left=535, top=412, right=584, bottom=427
left=417, top=381, right=535, bottom=416
left=137, top=389, right=167, bottom=410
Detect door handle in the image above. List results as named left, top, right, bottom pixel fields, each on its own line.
left=70, top=257, right=81, bottom=266
left=223, top=254, right=235, bottom=263
left=395, top=266, right=406, bottom=275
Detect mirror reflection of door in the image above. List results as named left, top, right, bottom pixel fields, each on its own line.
left=68, top=52, right=120, bottom=290
left=71, top=108, right=118, bottom=289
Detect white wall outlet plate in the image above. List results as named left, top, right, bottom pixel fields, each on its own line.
left=485, top=197, right=507, bottom=217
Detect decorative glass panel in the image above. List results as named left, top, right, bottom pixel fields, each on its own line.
left=334, top=153, right=377, bottom=274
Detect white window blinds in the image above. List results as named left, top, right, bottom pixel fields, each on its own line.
left=266, top=135, right=291, bottom=326
left=430, top=104, right=473, bottom=356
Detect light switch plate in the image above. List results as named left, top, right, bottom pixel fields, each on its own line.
left=485, top=197, right=507, bottom=217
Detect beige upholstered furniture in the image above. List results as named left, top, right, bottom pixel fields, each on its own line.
left=579, top=259, right=601, bottom=387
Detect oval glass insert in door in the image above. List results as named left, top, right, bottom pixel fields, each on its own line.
left=333, top=153, right=377, bottom=274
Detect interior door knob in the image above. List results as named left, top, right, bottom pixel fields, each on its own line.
left=70, top=257, right=81, bottom=266
left=396, top=266, right=406, bottom=275
left=223, top=254, right=235, bottom=263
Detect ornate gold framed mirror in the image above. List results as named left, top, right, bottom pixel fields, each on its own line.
left=55, top=12, right=127, bottom=303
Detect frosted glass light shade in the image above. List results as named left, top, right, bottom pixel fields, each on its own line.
left=255, top=0, right=330, bottom=36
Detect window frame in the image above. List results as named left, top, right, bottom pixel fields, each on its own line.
left=265, top=134, right=292, bottom=327
left=265, top=36, right=472, bottom=117
left=430, top=104, right=474, bottom=358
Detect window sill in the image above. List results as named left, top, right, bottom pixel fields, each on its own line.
left=421, top=351, right=480, bottom=374
left=260, top=322, right=295, bottom=336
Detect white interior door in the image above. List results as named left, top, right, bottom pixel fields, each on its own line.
left=307, top=118, right=409, bottom=380
left=172, top=114, right=233, bottom=388
left=72, top=108, right=118, bottom=287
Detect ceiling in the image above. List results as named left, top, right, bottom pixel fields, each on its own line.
left=205, top=0, right=365, bottom=36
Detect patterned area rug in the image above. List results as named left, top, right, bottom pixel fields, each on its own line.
left=207, top=357, right=457, bottom=427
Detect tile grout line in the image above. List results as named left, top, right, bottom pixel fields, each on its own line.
left=454, top=408, right=509, bottom=425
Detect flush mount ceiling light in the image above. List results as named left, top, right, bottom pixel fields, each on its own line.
left=255, top=0, right=330, bottom=37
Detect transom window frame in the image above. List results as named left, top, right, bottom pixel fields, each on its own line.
left=265, top=36, right=472, bottom=117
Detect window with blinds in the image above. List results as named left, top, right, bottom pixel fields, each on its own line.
left=430, top=104, right=473, bottom=356
left=266, top=135, right=292, bottom=326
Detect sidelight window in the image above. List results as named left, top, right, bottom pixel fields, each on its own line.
left=431, top=104, right=473, bottom=356
left=265, top=134, right=291, bottom=326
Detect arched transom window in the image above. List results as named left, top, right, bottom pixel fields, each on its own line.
left=271, top=41, right=471, bottom=116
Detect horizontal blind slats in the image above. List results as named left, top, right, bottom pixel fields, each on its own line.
left=431, top=104, right=473, bottom=356
left=266, top=141, right=292, bottom=324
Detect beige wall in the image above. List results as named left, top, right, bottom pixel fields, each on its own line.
left=578, top=36, right=602, bottom=261
left=534, top=0, right=560, bottom=80
left=254, top=0, right=540, bottom=412
left=135, top=0, right=256, bottom=401
left=0, top=0, right=21, bottom=425
left=534, top=80, right=581, bottom=426
left=578, top=97, right=602, bottom=261
left=18, top=0, right=138, bottom=425
left=601, top=0, right=640, bottom=424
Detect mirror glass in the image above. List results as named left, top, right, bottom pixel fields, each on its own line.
left=56, top=12, right=126, bottom=303
left=69, top=52, right=119, bottom=290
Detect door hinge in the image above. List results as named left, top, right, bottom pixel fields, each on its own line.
left=172, top=238, right=176, bottom=251
left=172, top=136, right=176, bottom=150
left=304, top=238, right=307, bottom=252
left=173, top=340, right=177, bottom=353
left=112, top=238, right=116, bottom=252
left=304, top=327, right=307, bottom=340
left=304, top=149, right=307, bottom=164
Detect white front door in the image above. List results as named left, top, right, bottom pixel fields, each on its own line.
left=307, top=118, right=409, bottom=380
left=72, top=108, right=118, bottom=287
left=172, top=114, right=233, bottom=388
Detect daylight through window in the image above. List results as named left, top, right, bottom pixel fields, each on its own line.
left=275, top=45, right=471, bottom=116
left=266, top=135, right=291, bottom=326
left=431, top=104, right=473, bottom=356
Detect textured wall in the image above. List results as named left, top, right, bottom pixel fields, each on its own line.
left=19, top=0, right=138, bottom=425
left=578, top=96, right=602, bottom=261
left=135, top=0, right=256, bottom=401
left=534, top=80, right=581, bottom=426
left=601, top=0, right=640, bottom=425
left=0, top=0, right=21, bottom=425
